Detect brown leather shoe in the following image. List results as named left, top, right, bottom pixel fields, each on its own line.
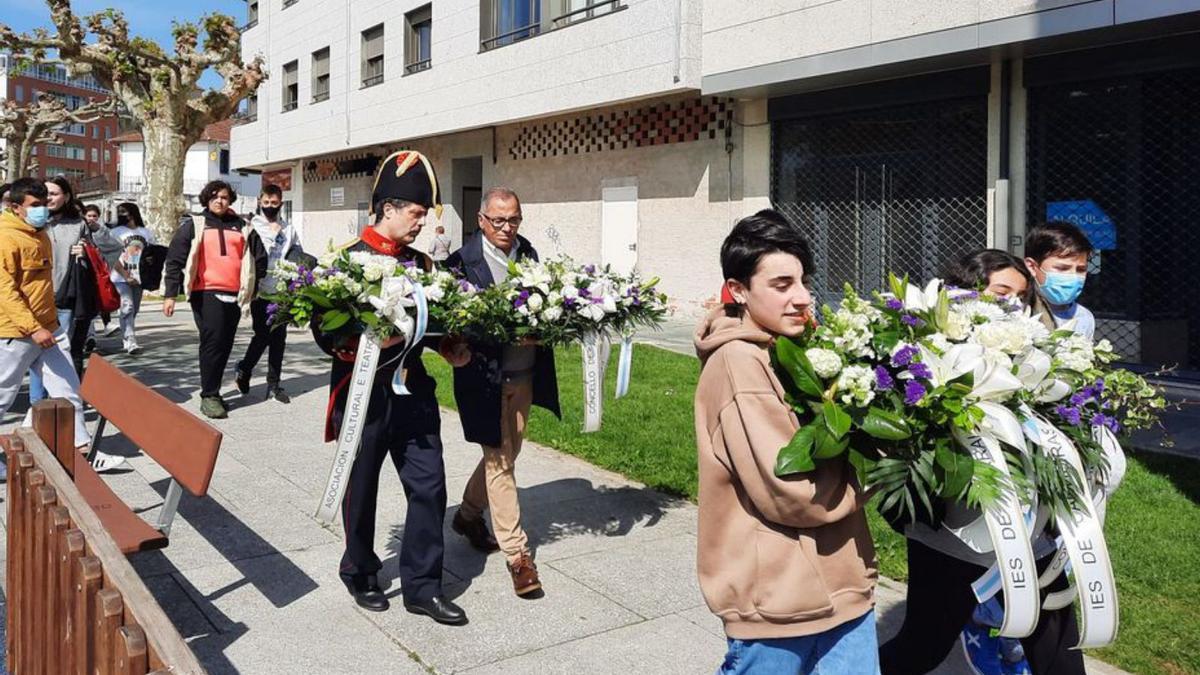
left=508, top=554, right=542, bottom=596
left=452, top=511, right=499, bottom=553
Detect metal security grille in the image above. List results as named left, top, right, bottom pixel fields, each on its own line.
left=771, top=97, right=989, bottom=307
left=1026, top=67, right=1200, bottom=374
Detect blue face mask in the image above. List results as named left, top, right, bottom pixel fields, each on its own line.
left=1038, top=270, right=1086, bottom=306
left=24, top=206, right=49, bottom=229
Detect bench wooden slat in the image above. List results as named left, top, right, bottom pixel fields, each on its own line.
left=81, top=356, right=222, bottom=497
left=72, top=453, right=169, bottom=554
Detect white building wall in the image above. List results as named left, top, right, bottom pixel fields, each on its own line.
left=232, top=0, right=702, bottom=169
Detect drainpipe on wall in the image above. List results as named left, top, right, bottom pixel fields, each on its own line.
left=345, top=0, right=352, bottom=146
left=672, top=0, right=683, bottom=84
left=995, top=59, right=1012, bottom=252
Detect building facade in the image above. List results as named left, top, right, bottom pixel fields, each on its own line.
left=0, top=56, right=121, bottom=194
left=234, top=0, right=1200, bottom=374
left=108, top=120, right=262, bottom=221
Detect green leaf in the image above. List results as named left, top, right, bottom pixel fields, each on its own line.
left=822, top=400, right=852, bottom=439
left=812, top=425, right=851, bottom=459
left=774, top=425, right=817, bottom=476
left=359, top=311, right=380, bottom=329
left=320, top=309, right=351, bottom=332
left=861, top=407, right=912, bottom=440
left=935, top=443, right=974, bottom=499
left=847, top=449, right=876, bottom=487
left=773, top=338, right=823, bottom=398
left=301, top=287, right=334, bottom=309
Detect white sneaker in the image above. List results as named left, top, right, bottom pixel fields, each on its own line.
left=102, top=325, right=120, bottom=337
left=125, top=340, right=142, bottom=355
left=91, top=451, right=130, bottom=473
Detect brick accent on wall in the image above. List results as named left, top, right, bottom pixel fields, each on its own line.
left=508, top=97, right=734, bottom=160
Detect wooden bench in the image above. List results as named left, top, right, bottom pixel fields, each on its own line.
left=4, top=423, right=207, bottom=673
left=36, top=354, right=224, bottom=554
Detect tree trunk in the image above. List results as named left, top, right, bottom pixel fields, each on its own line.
left=142, top=122, right=191, bottom=242
left=6, top=138, right=32, bottom=179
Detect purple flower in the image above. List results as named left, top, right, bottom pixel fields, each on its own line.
left=901, top=314, right=925, bottom=328
left=1093, top=377, right=1106, bottom=394
left=578, top=287, right=592, bottom=299
left=1056, top=405, right=1083, bottom=427
left=1070, top=391, right=1090, bottom=406
left=563, top=297, right=579, bottom=309
left=402, top=260, right=416, bottom=269
left=885, top=298, right=904, bottom=311
left=907, top=361, right=933, bottom=380
left=584, top=264, right=596, bottom=275
left=266, top=302, right=279, bottom=316
left=874, top=366, right=895, bottom=391
left=904, top=380, right=926, bottom=405
left=892, top=345, right=918, bottom=367
left=1090, top=413, right=1119, bottom=433
left=287, top=279, right=301, bottom=292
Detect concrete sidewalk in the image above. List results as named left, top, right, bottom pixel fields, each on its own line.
left=1, top=306, right=1126, bottom=674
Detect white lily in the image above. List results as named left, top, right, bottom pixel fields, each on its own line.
left=367, top=275, right=416, bottom=335
left=969, top=357, right=1024, bottom=403
left=918, top=343, right=983, bottom=387
left=905, top=279, right=943, bottom=312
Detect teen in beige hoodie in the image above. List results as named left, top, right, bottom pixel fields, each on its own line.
left=695, top=210, right=878, bottom=674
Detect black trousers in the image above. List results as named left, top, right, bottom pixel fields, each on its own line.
left=338, top=379, right=447, bottom=603
left=189, top=291, right=242, bottom=398
left=880, top=538, right=1085, bottom=675
left=239, top=298, right=287, bottom=385
left=69, top=313, right=94, bottom=375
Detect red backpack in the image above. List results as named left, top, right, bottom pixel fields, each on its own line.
left=83, top=242, right=121, bottom=313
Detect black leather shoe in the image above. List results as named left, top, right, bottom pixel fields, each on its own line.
left=235, top=363, right=251, bottom=395
left=344, top=574, right=389, bottom=612
left=404, top=595, right=467, bottom=626
left=452, top=511, right=499, bottom=553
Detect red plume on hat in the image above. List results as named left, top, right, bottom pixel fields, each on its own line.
left=370, top=150, right=443, bottom=218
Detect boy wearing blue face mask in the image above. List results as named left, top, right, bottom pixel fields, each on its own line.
left=1024, top=221, right=1095, bottom=339
left=0, top=178, right=93, bottom=456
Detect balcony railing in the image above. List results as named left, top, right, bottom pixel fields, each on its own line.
left=312, top=90, right=330, bottom=103
left=282, top=0, right=298, bottom=8
left=241, top=19, right=259, bottom=31
left=551, top=0, right=623, bottom=28
left=481, top=22, right=541, bottom=52
left=362, top=73, right=384, bottom=88
left=282, top=100, right=299, bottom=112
left=116, top=178, right=241, bottom=196
left=404, top=59, right=432, bottom=76
left=75, top=175, right=115, bottom=195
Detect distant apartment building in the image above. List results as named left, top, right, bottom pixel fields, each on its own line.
left=0, top=55, right=121, bottom=195
left=234, top=0, right=1200, bottom=375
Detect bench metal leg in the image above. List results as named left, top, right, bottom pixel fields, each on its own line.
left=85, top=416, right=108, bottom=464
left=156, top=479, right=184, bottom=537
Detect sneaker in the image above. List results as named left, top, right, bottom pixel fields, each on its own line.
left=124, top=340, right=142, bottom=355
left=102, top=324, right=120, bottom=337
left=235, top=363, right=251, bottom=395
left=266, top=385, right=291, bottom=404
left=91, top=451, right=130, bottom=473
left=201, top=396, right=228, bottom=419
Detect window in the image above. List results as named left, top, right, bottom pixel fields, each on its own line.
left=104, top=128, right=111, bottom=139
left=14, top=85, right=23, bottom=102
left=46, top=144, right=87, bottom=160
left=247, top=1, right=259, bottom=27
left=92, top=125, right=99, bottom=139
left=104, top=149, right=111, bottom=163
left=44, top=166, right=86, bottom=180
left=282, top=60, right=299, bottom=111
left=219, top=149, right=231, bottom=174
left=312, top=47, right=331, bottom=102
left=405, top=6, right=432, bottom=75
left=480, top=0, right=621, bottom=50
left=361, top=24, right=385, bottom=88
left=282, top=0, right=298, bottom=8
left=60, top=123, right=86, bottom=136
left=91, top=148, right=99, bottom=162
left=244, top=95, right=259, bottom=122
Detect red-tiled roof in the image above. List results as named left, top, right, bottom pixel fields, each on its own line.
left=110, top=119, right=234, bottom=144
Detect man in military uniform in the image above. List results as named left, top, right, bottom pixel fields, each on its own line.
left=315, top=151, right=468, bottom=624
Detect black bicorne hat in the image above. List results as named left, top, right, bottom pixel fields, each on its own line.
left=369, top=150, right=442, bottom=218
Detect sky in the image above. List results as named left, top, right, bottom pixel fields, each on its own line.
left=3, top=0, right=249, bottom=90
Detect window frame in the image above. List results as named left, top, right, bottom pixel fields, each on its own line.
left=361, top=23, right=386, bottom=88
left=282, top=60, right=300, bottom=112
left=312, top=47, right=331, bottom=102
left=404, top=5, right=433, bottom=76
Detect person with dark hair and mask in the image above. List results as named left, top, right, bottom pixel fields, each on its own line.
left=108, top=202, right=156, bottom=354
left=0, top=178, right=93, bottom=471
left=1024, top=221, right=1096, bottom=339
left=235, top=183, right=303, bottom=403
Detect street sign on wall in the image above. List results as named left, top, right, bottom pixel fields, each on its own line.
left=1046, top=200, right=1117, bottom=250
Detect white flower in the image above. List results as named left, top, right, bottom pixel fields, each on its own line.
left=805, top=348, right=843, bottom=379
left=547, top=291, right=563, bottom=306
left=527, top=293, right=544, bottom=311
left=1095, top=338, right=1114, bottom=354
left=904, top=279, right=943, bottom=312
left=542, top=305, right=563, bottom=322
left=423, top=283, right=445, bottom=304
left=942, top=310, right=972, bottom=341
left=955, top=300, right=1006, bottom=323
left=601, top=295, right=618, bottom=314
left=835, top=365, right=876, bottom=408
left=1054, top=334, right=1095, bottom=372
left=317, top=250, right=338, bottom=267
left=972, top=321, right=1032, bottom=355
left=562, top=285, right=580, bottom=299
left=925, top=333, right=951, bottom=353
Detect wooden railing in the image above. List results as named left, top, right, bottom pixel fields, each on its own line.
left=4, top=407, right=206, bottom=675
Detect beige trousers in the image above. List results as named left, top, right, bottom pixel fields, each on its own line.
left=459, top=377, right=533, bottom=562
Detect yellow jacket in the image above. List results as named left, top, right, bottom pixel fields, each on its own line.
left=0, top=210, right=58, bottom=337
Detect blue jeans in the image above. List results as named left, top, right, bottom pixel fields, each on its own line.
left=28, top=308, right=73, bottom=403
left=719, top=611, right=879, bottom=675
